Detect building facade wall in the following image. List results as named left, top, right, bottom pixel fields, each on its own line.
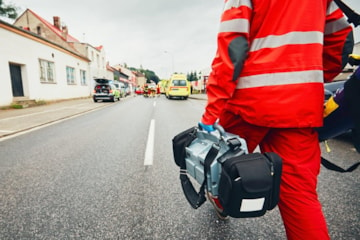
left=136, top=76, right=146, bottom=87
left=0, top=23, right=91, bottom=107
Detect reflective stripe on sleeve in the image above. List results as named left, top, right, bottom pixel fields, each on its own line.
left=325, top=16, right=350, bottom=35
left=219, top=18, right=250, bottom=33
left=327, top=1, right=339, bottom=15
left=236, top=70, right=323, bottom=89
left=250, top=31, right=323, bottom=52
left=223, top=0, right=252, bottom=12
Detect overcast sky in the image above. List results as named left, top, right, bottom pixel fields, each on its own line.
left=7, top=0, right=360, bottom=79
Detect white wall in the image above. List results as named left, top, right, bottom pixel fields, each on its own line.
left=0, top=28, right=18, bottom=106
left=0, top=26, right=91, bottom=107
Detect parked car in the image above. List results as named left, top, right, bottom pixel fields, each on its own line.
left=93, top=78, right=121, bottom=102
left=125, top=85, right=131, bottom=96
left=113, top=82, right=126, bottom=98
left=135, top=86, right=144, bottom=95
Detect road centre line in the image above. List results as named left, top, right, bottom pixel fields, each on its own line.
left=144, top=119, right=155, bottom=166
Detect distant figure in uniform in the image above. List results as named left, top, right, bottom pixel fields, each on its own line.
left=156, top=85, right=161, bottom=97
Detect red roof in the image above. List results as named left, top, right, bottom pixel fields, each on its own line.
left=28, top=9, right=80, bottom=42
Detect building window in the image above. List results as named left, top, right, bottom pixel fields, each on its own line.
left=66, top=66, right=76, bottom=84
left=39, top=59, right=55, bottom=83
left=80, top=70, right=87, bottom=85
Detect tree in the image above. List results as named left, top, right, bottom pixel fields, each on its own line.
left=129, top=67, right=160, bottom=84
left=0, top=0, right=18, bottom=19
left=144, top=69, right=160, bottom=84
left=187, top=71, right=199, bottom=81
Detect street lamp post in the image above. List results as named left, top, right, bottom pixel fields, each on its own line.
left=164, top=51, right=174, bottom=76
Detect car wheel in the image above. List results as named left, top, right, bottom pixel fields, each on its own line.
left=93, top=98, right=98, bottom=102
left=111, top=97, right=115, bottom=102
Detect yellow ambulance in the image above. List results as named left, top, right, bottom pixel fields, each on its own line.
left=165, top=74, right=191, bottom=100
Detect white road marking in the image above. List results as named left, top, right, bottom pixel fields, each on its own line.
left=0, top=107, right=102, bottom=142
left=0, top=103, right=90, bottom=122
left=144, top=119, right=155, bottom=166
left=0, top=130, right=13, bottom=133
left=153, top=101, right=156, bottom=107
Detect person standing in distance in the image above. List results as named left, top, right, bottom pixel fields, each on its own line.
left=199, top=0, right=353, bottom=239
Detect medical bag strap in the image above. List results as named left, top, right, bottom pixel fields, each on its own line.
left=179, top=144, right=219, bottom=209
left=334, top=0, right=360, bottom=27
left=200, top=143, right=220, bottom=197
left=321, top=157, right=360, bottom=172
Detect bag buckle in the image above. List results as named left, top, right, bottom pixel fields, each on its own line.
left=227, top=137, right=242, bottom=150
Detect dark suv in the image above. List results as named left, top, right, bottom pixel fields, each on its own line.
left=93, top=78, right=121, bottom=102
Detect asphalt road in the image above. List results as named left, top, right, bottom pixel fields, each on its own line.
left=0, top=95, right=359, bottom=239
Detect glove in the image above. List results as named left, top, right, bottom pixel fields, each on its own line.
left=333, top=87, right=345, bottom=104
left=198, top=122, right=215, bottom=132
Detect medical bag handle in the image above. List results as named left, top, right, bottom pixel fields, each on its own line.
left=180, top=143, right=219, bottom=209
left=213, top=122, right=226, bottom=137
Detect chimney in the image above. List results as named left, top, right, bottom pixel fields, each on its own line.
left=53, top=16, right=60, bottom=29
left=61, top=25, right=68, bottom=40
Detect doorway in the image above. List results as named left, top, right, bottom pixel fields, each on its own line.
left=9, top=63, right=24, bottom=97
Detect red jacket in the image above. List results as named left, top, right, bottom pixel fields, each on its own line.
left=202, top=0, right=352, bottom=128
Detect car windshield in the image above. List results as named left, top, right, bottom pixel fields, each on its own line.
left=94, top=78, right=113, bottom=84
left=172, top=80, right=187, bottom=86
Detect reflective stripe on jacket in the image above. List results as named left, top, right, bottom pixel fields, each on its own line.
left=202, top=0, right=352, bottom=128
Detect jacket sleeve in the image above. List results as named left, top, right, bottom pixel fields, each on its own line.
left=323, top=1, right=353, bottom=83
left=201, top=2, right=251, bottom=125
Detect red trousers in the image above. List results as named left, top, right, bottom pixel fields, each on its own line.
left=219, top=110, right=330, bottom=240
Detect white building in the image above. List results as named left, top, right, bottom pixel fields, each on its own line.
left=13, top=9, right=110, bottom=95
left=0, top=19, right=91, bottom=107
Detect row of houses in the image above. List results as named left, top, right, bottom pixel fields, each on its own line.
left=0, top=9, right=146, bottom=107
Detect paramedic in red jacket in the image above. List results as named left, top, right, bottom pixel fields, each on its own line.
left=200, top=0, right=353, bottom=239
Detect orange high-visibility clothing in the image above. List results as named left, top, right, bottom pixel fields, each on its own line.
left=202, top=0, right=352, bottom=128
left=202, top=1, right=353, bottom=239
left=219, top=110, right=330, bottom=240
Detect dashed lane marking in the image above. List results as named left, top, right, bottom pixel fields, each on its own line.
left=144, top=119, right=155, bottom=166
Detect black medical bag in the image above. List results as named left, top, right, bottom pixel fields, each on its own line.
left=172, top=124, right=282, bottom=218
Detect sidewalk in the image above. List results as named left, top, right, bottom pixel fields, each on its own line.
left=0, top=98, right=111, bottom=139
left=189, top=93, right=207, bottom=101
left=0, top=94, right=207, bottom=140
